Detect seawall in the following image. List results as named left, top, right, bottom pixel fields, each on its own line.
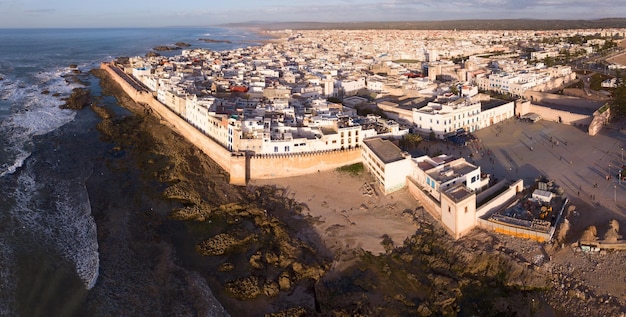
left=100, top=62, right=361, bottom=185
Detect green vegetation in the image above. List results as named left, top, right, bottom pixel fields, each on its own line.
left=590, top=73, right=604, bottom=90
left=598, top=103, right=610, bottom=114
left=399, top=133, right=423, bottom=152
left=589, top=73, right=614, bottom=91
left=336, top=163, right=364, bottom=176
left=610, top=76, right=626, bottom=118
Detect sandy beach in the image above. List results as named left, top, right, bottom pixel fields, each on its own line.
left=251, top=170, right=421, bottom=258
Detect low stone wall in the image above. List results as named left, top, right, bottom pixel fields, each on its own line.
left=476, top=218, right=551, bottom=242
left=476, top=179, right=523, bottom=218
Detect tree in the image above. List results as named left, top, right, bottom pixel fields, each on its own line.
left=543, top=56, right=556, bottom=67
left=610, top=74, right=626, bottom=118
left=450, top=84, right=459, bottom=96
left=589, top=74, right=603, bottom=91
left=399, top=133, right=423, bottom=151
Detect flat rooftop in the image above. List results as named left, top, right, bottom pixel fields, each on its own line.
left=426, top=160, right=478, bottom=183
left=444, top=185, right=474, bottom=202
left=363, top=138, right=407, bottom=164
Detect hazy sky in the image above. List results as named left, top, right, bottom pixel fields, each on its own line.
left=1, top=0, right=625, bottom=28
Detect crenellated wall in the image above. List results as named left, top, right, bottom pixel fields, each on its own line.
left=100, top=62, right=363, bottom=185
left=100, top=62, right=241, bottom=182
left=249, top=149, right=362, bottom=179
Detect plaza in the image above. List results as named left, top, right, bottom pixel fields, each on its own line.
left=465, top=118, right=626, bottom=241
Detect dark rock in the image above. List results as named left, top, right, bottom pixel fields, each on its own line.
left=153, top=45, right=181, bottom=51
left=218, top=263, right=234, bottom=272
left=60, top=87, right=91, bottom=110
left=90, top=103, right=115, bottom=119
left=198, top=38, right=232, bottom=44
left=145, top=51, right=161, bottom=58
left=175, top=42, right=191, bottom=47
left=226, top=276, right=262, bottom=300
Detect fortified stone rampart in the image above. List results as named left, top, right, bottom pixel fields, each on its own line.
left=100, top=62, right=363, bottom=185
left=249, top=149, right=362, bottom=179
left=101, top=62, right=241, bottom=183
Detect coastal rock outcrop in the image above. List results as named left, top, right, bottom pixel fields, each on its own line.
left=153, top=45, right=182, bottom=51
left=145, top=51, right=161, bottom=58
left=198, top=38, right=232, bottom=44
left=60, top=87, right=91, bottom=110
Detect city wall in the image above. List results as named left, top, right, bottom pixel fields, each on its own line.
left=101, top=62, right=241, bottom=182
left=100, top=62, right=361, bottom=185
left=249, top=149, right=362, bottom=179
left=407, top=177, right=441, bottom=220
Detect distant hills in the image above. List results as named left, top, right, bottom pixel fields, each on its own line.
left=221, top=18, right=626, bottom=30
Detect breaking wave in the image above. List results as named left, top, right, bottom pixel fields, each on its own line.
left=0, top=67, right=77, bottom=177
left=11, top=165, right=100, bottom=289
left=3, top=64, right=102, bottom=288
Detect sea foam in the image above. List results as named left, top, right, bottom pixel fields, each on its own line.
left=12, top=167, right=100, bottom=289
left=0, top=69, right=76, bottom=177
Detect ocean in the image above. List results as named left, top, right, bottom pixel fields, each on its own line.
left=0, top=27, right=267, bottom=316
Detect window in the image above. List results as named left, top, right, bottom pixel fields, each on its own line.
left=464, top=206, right=468, bottom=213
left=448, top=206, right=451, bottom=213
left=274, top=146, right=278, bottom=153
left=285, top=146, right=290, bottom=152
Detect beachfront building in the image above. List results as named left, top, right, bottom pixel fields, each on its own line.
left=361, top=138, right=413, bottom=194
left=411, top=155, right=485, bottom=202
left=440, top=185, right=478, bottom=239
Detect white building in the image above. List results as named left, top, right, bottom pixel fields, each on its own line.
left=411, top=155, right=484, bottom=202
left=185, top=96, right=216, bottom=134
left=479, top=99, right=515, bottom=127
left=337, top=77, right=366, bottom=94
left=362, top=138, right=413, bottom=194
left=412, top=97, right=482, bottom=138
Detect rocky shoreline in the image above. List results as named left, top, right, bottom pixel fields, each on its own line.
left=90, top=67, right=625, bottom=316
